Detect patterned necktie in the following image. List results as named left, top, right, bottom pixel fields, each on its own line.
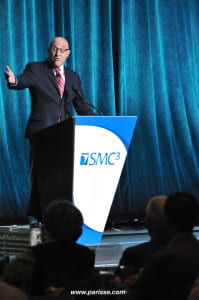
left=55, top=67, right=65, bottom=98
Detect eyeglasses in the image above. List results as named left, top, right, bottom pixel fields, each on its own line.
left=50, top=47, right=70, bottom=54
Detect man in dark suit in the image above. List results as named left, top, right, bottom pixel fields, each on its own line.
left=5, top=37, right=95, bottom=221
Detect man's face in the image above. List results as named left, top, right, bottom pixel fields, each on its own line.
left=49, top=38, right=70, bottom=67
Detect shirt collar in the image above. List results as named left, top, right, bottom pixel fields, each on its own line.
left=59, top=65, right=64, bottom=74
left=53, top=65, right=65, bottom=77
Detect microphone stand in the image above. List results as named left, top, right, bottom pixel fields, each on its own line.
left=72, top=86, right=103, bottom=116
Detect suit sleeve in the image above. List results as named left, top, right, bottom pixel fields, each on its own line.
left=7, top=63, right=36, bottom=90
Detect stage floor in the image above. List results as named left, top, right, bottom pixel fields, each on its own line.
left=1, top=223, right=199, bottom=270
left=94, top=226, right=199, bottom=269
left=94, top=226, right=149, bottom=269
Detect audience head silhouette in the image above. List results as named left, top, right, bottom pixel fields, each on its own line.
left=0, top=281, right=28, bottom=300
left=44, top=200, right=83, bottom=243
left=146, top=195, right=167, bottom=240
left=164, top=192, right=198, bottom=232
left=188, top=278, right=199, bottom=300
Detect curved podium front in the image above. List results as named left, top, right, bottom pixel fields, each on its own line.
left=32, top=116, right=137, bottom=245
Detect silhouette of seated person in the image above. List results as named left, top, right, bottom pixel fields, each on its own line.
left=3, top=200, right=96, bottom=296
left=127, top=191, right=199, bottom=300
left=0, top=281, right=28, bottom=300
left=188, top=277, right=199, bottom=300
left=114, top=195, right=169, bottom=286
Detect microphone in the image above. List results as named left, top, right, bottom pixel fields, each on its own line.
left=72, top=86, right=103, bottom=116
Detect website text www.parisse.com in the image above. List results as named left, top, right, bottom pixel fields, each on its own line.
left=70, top=289, right=127, bottom=296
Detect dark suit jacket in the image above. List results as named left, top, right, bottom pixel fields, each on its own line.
left=130, top=233, right=199, bottom=300
left=4, top=240, right=96, bottom=296
left=115, top=239, right=168, bottom=280
left=8, top=59, right=94, bottom=138
left=31, top=241, right=95, bottom=295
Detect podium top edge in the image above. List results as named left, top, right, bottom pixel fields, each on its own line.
left=73, top=116, right=138, bottom=118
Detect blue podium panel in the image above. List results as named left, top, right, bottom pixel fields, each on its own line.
left=73, top=116, right=137, bottom=245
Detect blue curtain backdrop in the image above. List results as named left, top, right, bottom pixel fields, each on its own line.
left=0, top=0, right=199, bottom=219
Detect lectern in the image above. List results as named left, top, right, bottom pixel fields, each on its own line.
left=32, top=116, right=137, bottom=245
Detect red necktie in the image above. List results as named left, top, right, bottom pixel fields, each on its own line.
left=55, top=67, right=65, bottom=98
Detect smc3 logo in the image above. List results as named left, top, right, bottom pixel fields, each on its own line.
left=80, top=152, right=121, bottom=165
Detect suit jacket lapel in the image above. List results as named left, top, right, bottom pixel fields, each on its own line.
left=43, top=60, right=62, bottom=102
left=64, top=68, right=72, bottom=93
left=43, top=60, right=57, bottom=88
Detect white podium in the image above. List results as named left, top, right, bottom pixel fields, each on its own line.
left=73, top=116, right=137, bottom=245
